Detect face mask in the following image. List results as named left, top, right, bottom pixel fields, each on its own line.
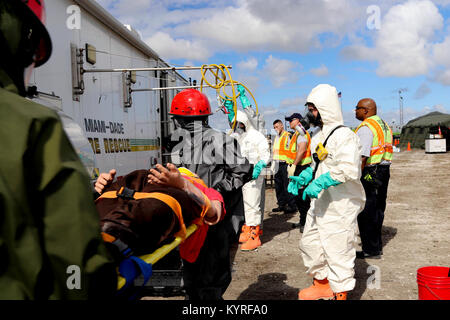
left=173, top=117, right=207, bottom=131
left=234, top=122, right=246, bottom=134
left=306, top=111, right=323, bottom=128
left=234, top=128, right=245, bottom=135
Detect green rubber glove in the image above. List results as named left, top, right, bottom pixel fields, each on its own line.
left=290, top=167, right=313, bottom=186
left=237, top=85, right=251, bottom=109
left=252, top=160, right=267, bottom=179
left=223, top=99, right=235, bottom=123
left=288, top=167, right=313, bottom=196
left=302, top=172, right=342, bottom=200
left=288, top=180, right=299, bottom=196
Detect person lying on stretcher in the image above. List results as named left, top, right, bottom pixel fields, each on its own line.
left=94, top=163, right=226, bottom=263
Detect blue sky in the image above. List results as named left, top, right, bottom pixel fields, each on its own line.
left=96, top=0, right=450, bottom=133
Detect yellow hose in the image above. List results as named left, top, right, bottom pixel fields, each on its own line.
left=117, top=224, right=199, bottom=291
left=198, top=64, right=259, bottom=131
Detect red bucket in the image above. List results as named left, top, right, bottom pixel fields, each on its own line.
left=417, top=266, right=450, bottom=300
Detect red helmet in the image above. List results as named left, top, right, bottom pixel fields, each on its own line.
left=17, top=0, right=52, bottom=67
left=169, top=89, right=213, bottom=117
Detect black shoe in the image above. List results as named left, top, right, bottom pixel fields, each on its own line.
left=283, top=206, right=297, bottom=214
left=356, top=251, right=381, bottom=259
left=292, top=222, right=305, bottom=233
left=272, top=206, right=284, bottom=212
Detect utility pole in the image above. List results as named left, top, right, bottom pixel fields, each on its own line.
left=398, top=90, right=404, bottom=127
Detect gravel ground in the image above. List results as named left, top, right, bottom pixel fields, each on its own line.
left=143, top=149, right=450, bottom=300
left=223, top=149, right=450, bottom=300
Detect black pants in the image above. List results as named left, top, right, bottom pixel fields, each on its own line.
left=294, top=165, right=311, bottom=227
left=182, top=220, right=231, bottom=300
left=357, top=165, right=390, bottom=255
left=182, top=190, right=244, bottom=300
left=274, top=161, right=296, bottom=208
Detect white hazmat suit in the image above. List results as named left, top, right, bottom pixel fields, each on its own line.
left=234, top=111, right=270, bottom=227
left=300, top=84, right=366, bottom=293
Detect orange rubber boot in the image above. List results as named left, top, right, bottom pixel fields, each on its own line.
left=298, top=278, right=335, bottom=300
left=334, top=292, right=348, bottom=300
left=239, top=224, right=251, bottom=243
left=241, top=226, right=261, bottom=251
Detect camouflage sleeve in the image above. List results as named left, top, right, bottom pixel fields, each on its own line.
left=29, top=114, right=117, bottom=299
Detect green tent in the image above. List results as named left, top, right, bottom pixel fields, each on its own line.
left=400, top=111, right=450, bottom=150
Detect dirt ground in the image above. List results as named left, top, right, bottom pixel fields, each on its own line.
left=144, top=149, right=450, bottom=300
left=223, top=149, right=450, bottom=300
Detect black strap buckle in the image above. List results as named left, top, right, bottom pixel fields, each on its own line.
left=116, top=187, right=136, bottom=200
left=110, top=238, right=134, bottom=259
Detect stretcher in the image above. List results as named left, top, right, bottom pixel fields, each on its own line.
left=116, top=224, right=199, bottom=291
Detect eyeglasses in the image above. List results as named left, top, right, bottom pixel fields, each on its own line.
left=355, top=106, right=366, bottom=110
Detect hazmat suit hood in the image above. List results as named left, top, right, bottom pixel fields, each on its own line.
left=232, top=110, right=270, bottom=165
left=234, top=110, right=253, bottom=132
left=306, top=84, right=343, bottom=137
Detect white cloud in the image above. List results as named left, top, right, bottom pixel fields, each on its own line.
left=185, top=6, right=287, bottom=51
left=310, top=64, right=329, bottom=77
left=96, top=0, right=365, bottom=58
left=241, top=0, right=363, bottom=51
left=343, top=103, right=449, bottom=129
left=342, top=0, right=444, bottom=77
left=423, top=104, right=447, bottom=113
left=400, top=105, right=449, bottom=123
left=263, top=55, right=301, bottom=88
left=433, top=36, right=450, bottom=68
left=237, top=57, right=258, bottom=72
left=378, top=104, right=448, bottom=127
left=177, top=61, right=199, bottom=84
left=434, top=0, right=450, bottom=6
left=433, top=69, right=450, bottom=85
left=235, top=74, right=260, bottom=93
left=261, top=108, right=279, bottom=116
left=144, top=32, right=212, bottom=61
left=340, top=0, right=450, bottom=87
left=279, top=96, right=306, bottom=108
left=432, top=35, right=450, bottom=85
left=95, top=0, right=450, bottom=87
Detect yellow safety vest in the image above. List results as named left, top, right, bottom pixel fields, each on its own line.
left=273, top=131, right=291, bottom=162
left=355, top=115, right=393, bottom=165
left=285, top=131, right=312, bottom=165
